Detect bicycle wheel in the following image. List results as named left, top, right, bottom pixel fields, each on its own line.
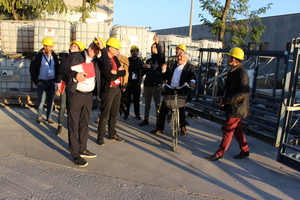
left=171, top=108, right=179, bottom=152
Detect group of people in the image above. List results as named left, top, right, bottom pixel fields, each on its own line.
left=29, top=36, right=251, bottom=167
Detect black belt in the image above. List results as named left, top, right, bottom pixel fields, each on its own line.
left=110, top=85, right=119, bottom=88
left=76, top=90, right=92, bottom=95
left=38, top=79, right=55, bottom=83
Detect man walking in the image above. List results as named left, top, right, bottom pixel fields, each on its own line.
left=206, top=47, right=250, bottom=161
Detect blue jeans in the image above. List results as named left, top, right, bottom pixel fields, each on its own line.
left=58, top=91, right=66, bottom=125
left=36, top=81, right=55, bottom=120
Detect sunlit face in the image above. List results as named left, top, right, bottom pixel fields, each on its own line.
left=177, top=52, right=189, bottom=65
left=43, top=45, right=53, bottom=55
left=227, top=55, right=234, bottom=67
left=87, top=43, right=100, bottom=58
left=69, top=43, right=80, bottom=53
left=108, top=46, right=120, bottom=57
left=131, top=49, right=139, bottom=58
left=176, top=47, right=183, bottom=56
left=151, top=43, right=158, bottom=54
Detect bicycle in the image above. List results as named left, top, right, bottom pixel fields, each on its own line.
left=160, top=82, right=190, bottom=152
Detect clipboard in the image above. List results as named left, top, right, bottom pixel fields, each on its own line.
left=71, top=63, right=96, bottom=78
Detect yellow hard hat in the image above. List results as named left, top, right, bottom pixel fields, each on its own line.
left=131, top=45, right=139, bottom=51
left=42, top=37, right=55, bottom=46
left=70, top=40, right=86, bottom=51
left=106, top=37, right=121, bottom=50
left=93, top=38, right=106, bottom=48
left=228, top=47, right=244, bottom=60
left=176, top=44, right=186, bottom=51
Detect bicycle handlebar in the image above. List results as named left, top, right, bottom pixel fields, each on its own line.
left=158, top=82, right=191, bottom=90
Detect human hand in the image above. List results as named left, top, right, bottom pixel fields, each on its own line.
left=94, top=37, right=104, bottom=49
left=153, top=36, right=159, bottom=43
left=111, top=70, right=117, bottom=75
left=118, top=66, right=124, bottom=71
left=161, top=64, right=167, bottom=72
left=189, top=82, right=195, bottom=88
left=76, top=72, right=87, bottom=82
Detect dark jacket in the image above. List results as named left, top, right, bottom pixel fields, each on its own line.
left=142, top=42, right=165, bottom=87
left=96, top=49, right=126, bottom=94
left=128, top=57, right=143, bottom=85
left=58, top=50, right=101, bottom=98
left=223, top=64, right=250, bottom=118
left=163, top=62, right=197, bottom=100
left=29, top=49, right=59, bottom=85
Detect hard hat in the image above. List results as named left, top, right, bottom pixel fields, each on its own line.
left=93, top=38, right=106, bottom=48
left=106, top=37, right=121, bottom=50
left=70, top=40, right=86, bottom=51
left=228, top=47, right=244, bottom=60
left=131, top=45, right=139, bottom=51
left=176, top=44, right=186, bottom=52
left=42, top=37, right=55, bottom=46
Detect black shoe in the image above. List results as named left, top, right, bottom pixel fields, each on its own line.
left=47, top=119, right=55, bottom=124
left=234, top=152, right=250, bottom=159
left=150, top=129, right=163, bottom=134
left=97, top=137, right=105, bottom=146
left=74, top=157, right=88, bottom=167
left=136, top=116, right=141, bottom=120
left=56, top=125, right=62, bottom=135
left=109, top=134, right=125, bottom=142
left=205, top=154, right=222, bottom=161
left=80, top=150, right=97, bottom=158
left=139, top=120, right=148, bottom=126
left=37, top=117, right=43, bottom=124
left=123, top=115, right=128, bottom=120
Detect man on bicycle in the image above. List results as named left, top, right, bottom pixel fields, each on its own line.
left=150, top=51, right=196, bottom=135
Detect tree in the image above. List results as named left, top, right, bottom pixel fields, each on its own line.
left=0, top=0, right=67, bottom=20
left=70, top=0, right=100, bottom=22
left=199, top=0, right=272, bottom=48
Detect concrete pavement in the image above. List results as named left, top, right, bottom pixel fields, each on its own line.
left=0, top=105, right=299, bottom=199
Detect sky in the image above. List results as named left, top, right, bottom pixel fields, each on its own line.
left=113, top=0, right=300, bottom=30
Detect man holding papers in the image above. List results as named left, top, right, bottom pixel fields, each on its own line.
left=59, top=39, right=104, bottom=167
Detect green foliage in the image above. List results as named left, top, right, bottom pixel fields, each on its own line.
left=70, top=0, right=100, bottom=22
left=0, top=0, right=68, bottom=20
left=199, top=0, right=272, bottom=48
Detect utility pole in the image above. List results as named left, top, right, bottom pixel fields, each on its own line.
left=189, top=0, right=194, bottom=38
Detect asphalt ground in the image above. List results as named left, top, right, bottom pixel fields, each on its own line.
left=0, top=104, right=299, bottom=200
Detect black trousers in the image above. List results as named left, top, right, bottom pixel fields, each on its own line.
left=97, top=87, right=121, bottom=138
left=124, top=83, right=141, bottom=117
left=67, top=91, right=93, bottom=159
left=156, top=103, right=186, bottom=131
left=157, top=89, right=186, bottom=131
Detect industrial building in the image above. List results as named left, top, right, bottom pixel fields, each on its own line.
left=154, top=13, right=300, bottom=51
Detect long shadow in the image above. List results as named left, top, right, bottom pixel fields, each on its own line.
left=100, top=109, right=299, bottom=199
left=179, top=117, right=300, bottom=199
left=1, top=107, right=71, bottom=161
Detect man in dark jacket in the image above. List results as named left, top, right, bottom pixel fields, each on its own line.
left=206, top=47, right=250, bottom=161
left=96, top=37, right=126, bottom=146
left=30, top=37, right=59, bottom=124
left=150, top=51, right=196, bottom=135
left=139, top=36, right=165, bottom=126
left=123, top=45, right=143, bottom=120
left=58, top=39, right=103, bottom=167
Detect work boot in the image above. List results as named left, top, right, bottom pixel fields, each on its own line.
left=56, top=125, right=62, bottom=135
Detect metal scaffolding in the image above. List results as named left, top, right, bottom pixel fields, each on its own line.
left=186, top=46, right=300, bottom=148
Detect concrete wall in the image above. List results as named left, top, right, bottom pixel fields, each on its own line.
left=154, top=13, right=300, bottom=51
